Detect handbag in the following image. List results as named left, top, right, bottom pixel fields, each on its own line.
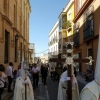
left=0, top=79, right=7, bottom=88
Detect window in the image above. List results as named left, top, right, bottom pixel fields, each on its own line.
left=14, top=5, right=15, bottom=26
left=68, top=13, right=71, bottom=21
left=15, top=35, right=18, bottom=62
left=83, top=12, right=94, bottom=40
left=20, top=42, right=22, bottom=62
left=77, top=0, right=82, bottom=11
left=24, top=45, right=25, bottom=60
left=4, top=0, right=7, bottom=12
left=4, top=30, right=9, bottom=63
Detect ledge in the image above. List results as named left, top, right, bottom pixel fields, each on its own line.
left=2, top=15, right=13, bottom=26
left=73, top=0, right=93, bottom=22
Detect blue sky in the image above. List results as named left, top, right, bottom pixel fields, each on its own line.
left=29, top=0, right=68, bottom=56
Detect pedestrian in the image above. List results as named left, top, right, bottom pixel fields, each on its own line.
left=42, top=64, right=48, bottom=85
left=49, top=63, right=55, bottom=79
left=32, top=63, right=40, bottom=89
left=41, top=64, right=44, bottom=82
left=6, top=62, right=13, bottom=92
left=0, top=64, right=7, bottom=100
left=18, top=63, right=21, bottom=70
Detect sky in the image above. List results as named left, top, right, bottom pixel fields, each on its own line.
left=29, top=0, right=69, bottom=57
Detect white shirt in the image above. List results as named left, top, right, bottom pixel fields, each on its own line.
left=6, top=66, right=13, bottom=78
left=0, top=72, right=6, bottom=88
left=32, top=66, right=40, bottom=73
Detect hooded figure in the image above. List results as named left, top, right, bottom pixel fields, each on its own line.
left=13, top=61, right=34, bottom=100
left=80, top=29, right=100, bottom=100
left=57, top=67, right=79, bottom=100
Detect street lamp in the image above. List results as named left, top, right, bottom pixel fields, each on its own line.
left=11, top=34, right=19, bottom=44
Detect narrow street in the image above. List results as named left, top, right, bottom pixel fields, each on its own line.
left=2, top=75, right=85, bottom=100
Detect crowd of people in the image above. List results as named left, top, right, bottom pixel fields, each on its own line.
left=0, top=62, right=49, bottom=100
left=0, top=61, right=78, bottom=100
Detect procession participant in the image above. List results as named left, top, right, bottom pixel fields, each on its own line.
left=13, top=61, right=34, bottom=100
left=80, top=31, right=100, bottom=100
left=57, top=67, right=79, bottom=100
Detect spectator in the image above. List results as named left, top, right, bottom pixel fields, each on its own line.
left=32, top=63, right=40, bottom=89
left=18, top=63, right=21, bottom=70
left=6, top=62, right=13, bottom=92
left=41, top=64, right=44, bottom=82
left=42, top=64, right=48, bottom=85
left=0, top=64, right=7, bottom=100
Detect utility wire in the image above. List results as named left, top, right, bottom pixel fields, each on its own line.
left=35, top=49, right=49, bottom=54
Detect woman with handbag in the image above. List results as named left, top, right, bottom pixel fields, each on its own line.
left=0, top=64, right=7, bottom=100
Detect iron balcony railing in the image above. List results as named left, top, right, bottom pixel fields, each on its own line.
left=66, top=20, right=71, bottom=30
left=83, top=25, right=94, bottom=40
left=73, top=33, right=79, bottom=46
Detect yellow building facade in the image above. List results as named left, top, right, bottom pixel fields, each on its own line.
left=58, top=0, right=74, bottom=52
left=0, top=0, right=31, bottom=69
left=66, top=2, right=74, bottom=42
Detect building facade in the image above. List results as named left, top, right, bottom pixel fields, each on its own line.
left=0, top=0, right=31, bottom=69
left=58, top=0, right=74, bottom=52
left=29, top=43, right=35, bottom=64
left=48, top=20, right=59, bottom=57
left=40, top=53, right=48, bottom=64
left=73, top=0, right=100, bottom=73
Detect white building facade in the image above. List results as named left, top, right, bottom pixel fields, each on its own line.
left=48, top=20, right=59, bottom=57
left=29, top=43, right=35, bottom=63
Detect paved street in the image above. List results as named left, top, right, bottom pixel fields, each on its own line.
left=47, top=77, right=59, bottom=100
left=2, top=75, right=86, bottom=100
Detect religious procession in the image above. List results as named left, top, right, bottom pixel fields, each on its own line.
left=1, top=0, right=100, bottom=100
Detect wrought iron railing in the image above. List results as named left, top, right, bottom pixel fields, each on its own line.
left=73, top=33, right=79, bottom=45
left=83, top=25, right=94, bottom=40
left=66, top=20, right=71, bottom=30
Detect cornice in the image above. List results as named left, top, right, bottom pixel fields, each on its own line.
left=12, top=27, right=20, bottom=34
left=2, top=15, right=13, bottom=26
left=73, top=0, right=93, bottom=23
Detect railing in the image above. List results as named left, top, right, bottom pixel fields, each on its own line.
left=73, top=33, right=79, bottom=46
left=66, top=20, right=71, bottom=30
left=83, top=25, right=94, bottom=40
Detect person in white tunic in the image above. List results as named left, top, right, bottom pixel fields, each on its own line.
left=13, top=61, right=34, bottom=100
left=80, top=29, right=100, bottom=100
left=57, top=68, right=79, bottom=100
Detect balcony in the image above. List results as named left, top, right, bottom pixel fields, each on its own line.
left=66, top=21, right=71, bottom=31
left=83, top=26, right=94, bottom=40
left=73, top=33, right=79, bottom=46
left=53, top=38, right=56, bottom=43
left=55, top=38, right=59, bottom=42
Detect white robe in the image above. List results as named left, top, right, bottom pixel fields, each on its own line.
left=80, top=80, right=100, bottom=100
left=13, top=76, right=34, bottom=100
left=57, top=71, right=67, bottom=100
left=57, top=71, right=79, bottom=100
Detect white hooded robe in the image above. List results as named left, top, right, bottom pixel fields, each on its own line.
left=57, top=70, right=79, bottom=100
left=13, top=61, right=34, bottom=100
left=13, top=76, right=34, bottom=100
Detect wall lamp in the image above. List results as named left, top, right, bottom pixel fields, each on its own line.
left=11, top=34, right=19, bottom=44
